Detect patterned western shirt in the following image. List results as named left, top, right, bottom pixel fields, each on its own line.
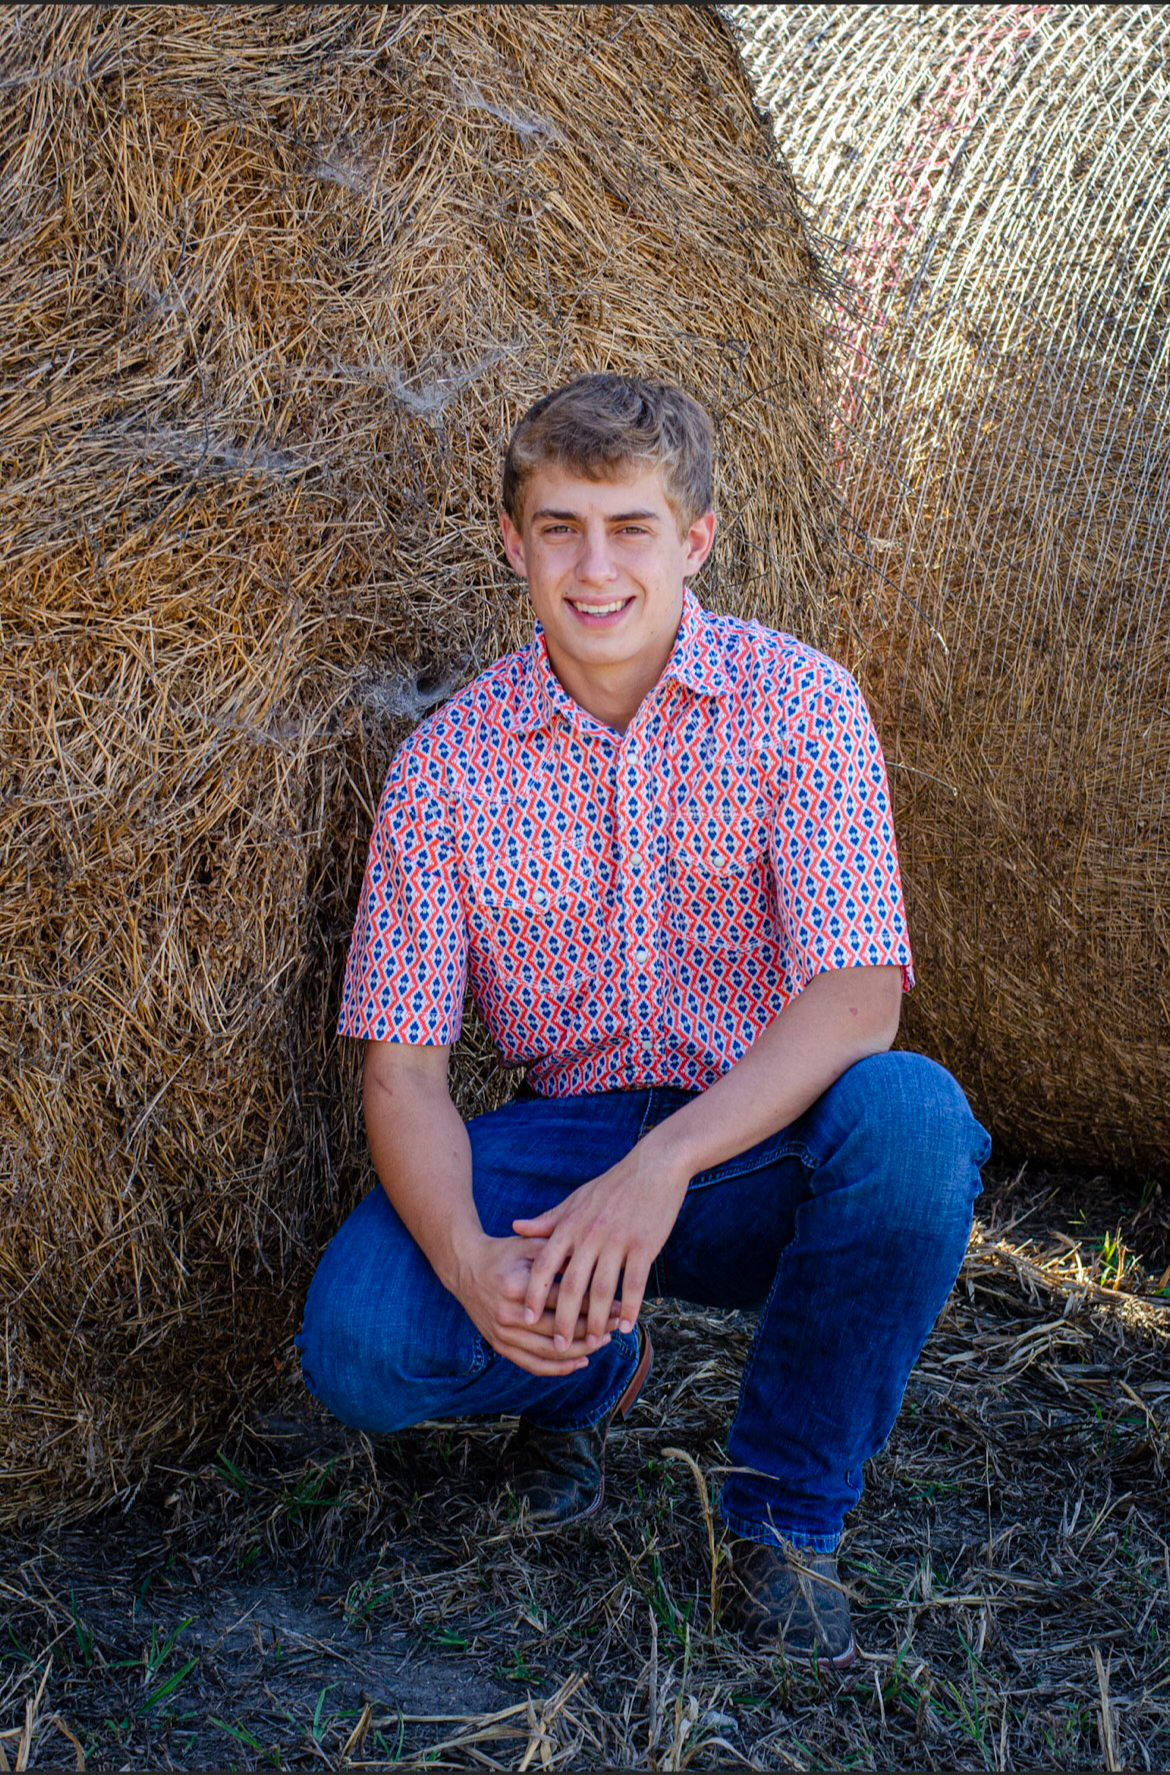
left=339, top=589, right=914, bottom=1096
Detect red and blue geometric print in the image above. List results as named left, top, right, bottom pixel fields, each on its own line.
left=339, top=590, right=914, bottom=1097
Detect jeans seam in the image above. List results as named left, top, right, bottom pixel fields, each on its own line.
left=636, top=1088, right=663, bottom=1140
left=689, top=1138, right=814, bottom=1191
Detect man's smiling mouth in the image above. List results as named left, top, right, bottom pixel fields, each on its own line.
left=568, top=597, right=633, bottom=616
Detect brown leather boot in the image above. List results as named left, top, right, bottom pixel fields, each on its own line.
left=725, top=1536, right=856, bottom=1668
left=503, top=1325, right=653, bottom=1531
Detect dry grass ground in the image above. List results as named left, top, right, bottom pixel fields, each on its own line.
left=2, top=1162, right=1167, bottom=1773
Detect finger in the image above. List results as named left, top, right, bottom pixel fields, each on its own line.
left=504, top=1327, right=604, bottom=1363
left=540, top=1280, right=618, bottom=1313
left=496, top=1240, right=548, bottom=1303
left=617, top=1255, right=652, bottom=1335
left=514, top=1187, right=579, bottom=1238
left=552, top=1250, right=597, bottom=1350
left=562, top=1310, right=618, bottom=1349
left=497, top=1298, right=611, bottom=1349
left=585, top=1251, right=624, bottom=1346
left=539, top=1281, right=621, bottom=1333
left=522, top=1229, right=572, bottom=1325
left=496, top=1346, right=591, bottom=1378
left=536, top=1309, right=616, bottom=1346
left=520, top=1250, right=623, bottom=1335
left=493, top=1324, right=600, bottom=1368
left=512, top=1208, right=560, bottom=1235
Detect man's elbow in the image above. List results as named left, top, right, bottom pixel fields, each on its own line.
left=874, top=998, right=901, bottom=1053
left=362, top=1038, right=452, bottom=1110
left=866, top=967, right=903, bottom=1053
left=832, top=964, right=902, bottom=1056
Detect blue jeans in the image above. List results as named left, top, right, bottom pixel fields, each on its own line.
left=297, top=1051, right=989, bottom=1549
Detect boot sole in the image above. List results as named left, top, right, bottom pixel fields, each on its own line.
left=739, top=1621, right=857, bottom=1669
left=614, top=1322, right=653, bottom=1420
left=783, top=1635, right=857, bottom=1672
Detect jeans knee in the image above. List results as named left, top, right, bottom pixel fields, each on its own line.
left=296, top=1200, right=488, bottom=1433
left=296, top=1276, right=443, bottom=1434
left=820, top=1051, right=989, bottom=1231
left=843, top=1051, right=987, bottom=1158
left=295, top=1253, right=380, bottom=1428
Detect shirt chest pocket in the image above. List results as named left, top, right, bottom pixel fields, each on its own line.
left=467, top=843, right=601, bottom=1004
left=672, top=800, right=766, bottom=878
left=668, top=798, right=775, bottom=952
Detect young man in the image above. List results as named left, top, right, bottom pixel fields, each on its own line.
left=298, top=374, right=990, bottom=1669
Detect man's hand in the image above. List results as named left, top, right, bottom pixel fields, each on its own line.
left=509, top=967, right=904, bottom=1349
left=512, top=1143, right=690, bottom=1349
left=454, top=1232, right=622, bottom=1378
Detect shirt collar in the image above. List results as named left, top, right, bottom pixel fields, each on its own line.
left=662, top=585, right=730, bottom=699
left=502, top=585, right=728, bottom=735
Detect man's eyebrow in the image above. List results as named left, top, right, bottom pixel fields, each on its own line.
left=530, top=507, right=662, bottom=522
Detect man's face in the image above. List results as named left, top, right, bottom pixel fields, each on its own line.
left=499, top=463, right=715, bottom=709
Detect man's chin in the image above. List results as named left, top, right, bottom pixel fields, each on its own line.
left=562, top=634, right=641, bottom=669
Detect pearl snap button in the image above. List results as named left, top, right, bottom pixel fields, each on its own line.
left=633, top=945, right=650, bottom=963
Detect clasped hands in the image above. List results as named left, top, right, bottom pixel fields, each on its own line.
left=453, top=1141, right=689, bottom=1379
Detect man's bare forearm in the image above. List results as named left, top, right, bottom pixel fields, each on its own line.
left=643, top=964, right=903, bottom=1182
left=362, top=1043, right=482, bottom=1295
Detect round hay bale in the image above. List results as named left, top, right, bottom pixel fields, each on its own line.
left=732, top=3, right=1170, bottom=1178
left=0, top=5, right=834, bottom=1523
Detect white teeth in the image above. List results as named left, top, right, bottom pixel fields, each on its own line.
left=571, top=599, right=628, bottom=615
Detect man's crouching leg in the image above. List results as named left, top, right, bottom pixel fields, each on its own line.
left=718, top=1051, right=990, bottom=1667
left=296, top=1142, right=647, bottom=1522
left=296, top=1184, right=496, bottom=1436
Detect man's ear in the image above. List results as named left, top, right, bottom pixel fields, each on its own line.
left=499, top=508, right=527, bottom=578
left=682, top=509, right=717, bottom=576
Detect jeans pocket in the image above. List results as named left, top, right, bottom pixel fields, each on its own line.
left=395, top=1312, right=494, bottom=1387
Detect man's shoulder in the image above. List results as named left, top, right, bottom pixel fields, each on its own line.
left=697, top=605, right=860, bottom=707
left=390, top=646, right=533, bottom=773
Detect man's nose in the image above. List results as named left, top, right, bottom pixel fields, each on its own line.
left=576, top=530, right=619, bottom=585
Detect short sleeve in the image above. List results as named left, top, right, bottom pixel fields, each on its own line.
left=770, top=664, right=914, bottom=995
left=337, top=740, right=468, bottom=1044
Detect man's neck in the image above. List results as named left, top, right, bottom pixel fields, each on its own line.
left=543, top=633, right=677, bottom=734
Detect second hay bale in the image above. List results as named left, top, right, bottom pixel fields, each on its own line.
left=733, top=1, right=1170, bottom=1177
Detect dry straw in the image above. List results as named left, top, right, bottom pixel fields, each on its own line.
left=732, top=3, right=1170, bottom=1179
left=0, top=5, right=834, bottom=1522
left=3, top=1173, right=1168, bottom=1768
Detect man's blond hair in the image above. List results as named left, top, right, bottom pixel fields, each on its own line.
left=502, top=373, right=714, bottom=530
